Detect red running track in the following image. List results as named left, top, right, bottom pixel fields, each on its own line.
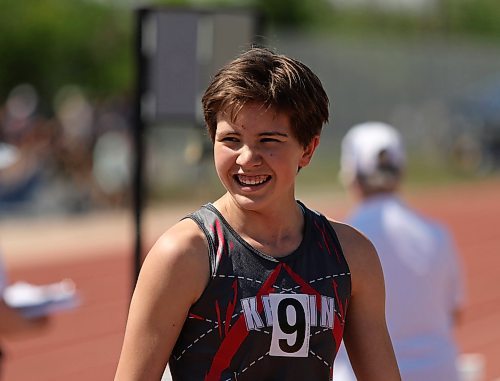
left=1, top=179, right=499, bottom=380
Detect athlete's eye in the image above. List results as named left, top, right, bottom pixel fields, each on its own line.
left=261, top=138, right=281, bottom=143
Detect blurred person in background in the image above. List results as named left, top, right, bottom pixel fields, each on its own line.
left=0, top=84, right=48, bottom=212
left=0, top=143, right=50, bottom=377
left=333, top=122, right=465, bottom=381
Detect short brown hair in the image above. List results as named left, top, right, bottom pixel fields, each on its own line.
left=202, top=47, right=329, bottom=147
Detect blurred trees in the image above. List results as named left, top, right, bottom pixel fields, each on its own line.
left=187, top=0, right=500, bottom=37
left=318, top=0, right=500, bottom=39
left=0, top=0, right=132, bottom=114
left=442, top=0, right=500, bottom=37
left=0, top=0, right=499, bottom=116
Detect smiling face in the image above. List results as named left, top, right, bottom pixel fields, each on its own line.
left=214, top=103, right=319, bottom=212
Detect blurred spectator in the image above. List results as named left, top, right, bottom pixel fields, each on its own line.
left=0, top=84, right=48, bottom=213
left=51, top=85, right=96, bottom=212
left=1, top=83, right=132, bottom=215
left=334, top=122, right=465, bottom=381
left=91, top=100, right=132, bottom=208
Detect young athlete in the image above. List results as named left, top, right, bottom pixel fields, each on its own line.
left=114, top=47, right=401, bottom=381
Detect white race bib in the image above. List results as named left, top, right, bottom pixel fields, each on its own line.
left=268, top=294, right=311, bottom=357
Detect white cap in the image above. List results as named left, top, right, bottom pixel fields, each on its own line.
left=339, top=122, right=405, bottom=185
left=0, top=143, right=20, bottom=170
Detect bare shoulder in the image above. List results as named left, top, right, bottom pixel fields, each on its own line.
left=139, top=217, right=210, bottom=305
left=114, top=218, right=210, bottom=379
left=327, top=219, right=383, bottom=295
left=150, top=218, right=208, bottom=264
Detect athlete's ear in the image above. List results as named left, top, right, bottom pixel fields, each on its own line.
left=299, top=135, right=320, bottom=169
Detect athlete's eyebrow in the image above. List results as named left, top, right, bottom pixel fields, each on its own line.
left=259, top=131, right=288, bottom=138
left=216, top=127, right=239, bottom=136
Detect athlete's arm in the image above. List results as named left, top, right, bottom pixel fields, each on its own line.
left=332, top=221, right=401, bottom=381
left=114, top=219, right=210, bottom=381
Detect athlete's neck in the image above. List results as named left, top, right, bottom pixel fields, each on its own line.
left=213, top=195, right=305, bottom=257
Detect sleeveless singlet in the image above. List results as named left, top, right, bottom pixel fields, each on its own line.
left=169, top=201, right=351, bottom=381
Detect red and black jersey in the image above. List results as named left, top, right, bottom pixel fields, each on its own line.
left=169, top=201, right=351, bottom=381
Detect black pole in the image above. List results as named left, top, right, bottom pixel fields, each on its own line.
left=132, top=8, right=146, bottom=293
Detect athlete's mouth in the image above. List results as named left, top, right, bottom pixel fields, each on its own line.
left=235, top=174, right=271, bottom=186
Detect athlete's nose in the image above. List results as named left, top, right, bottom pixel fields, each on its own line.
left=236, top=144, right=262, bottom=167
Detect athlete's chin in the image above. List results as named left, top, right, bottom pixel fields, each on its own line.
left=231, top=194, right=270, bottom=211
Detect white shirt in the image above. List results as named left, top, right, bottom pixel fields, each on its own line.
left=334, top=194, right=464, bottom=381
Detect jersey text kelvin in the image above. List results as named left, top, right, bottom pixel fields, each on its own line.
left=241, top=293, right=336, bottom=357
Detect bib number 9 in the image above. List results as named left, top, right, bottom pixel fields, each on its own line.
left=269, top=294, right=311, bottom=357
